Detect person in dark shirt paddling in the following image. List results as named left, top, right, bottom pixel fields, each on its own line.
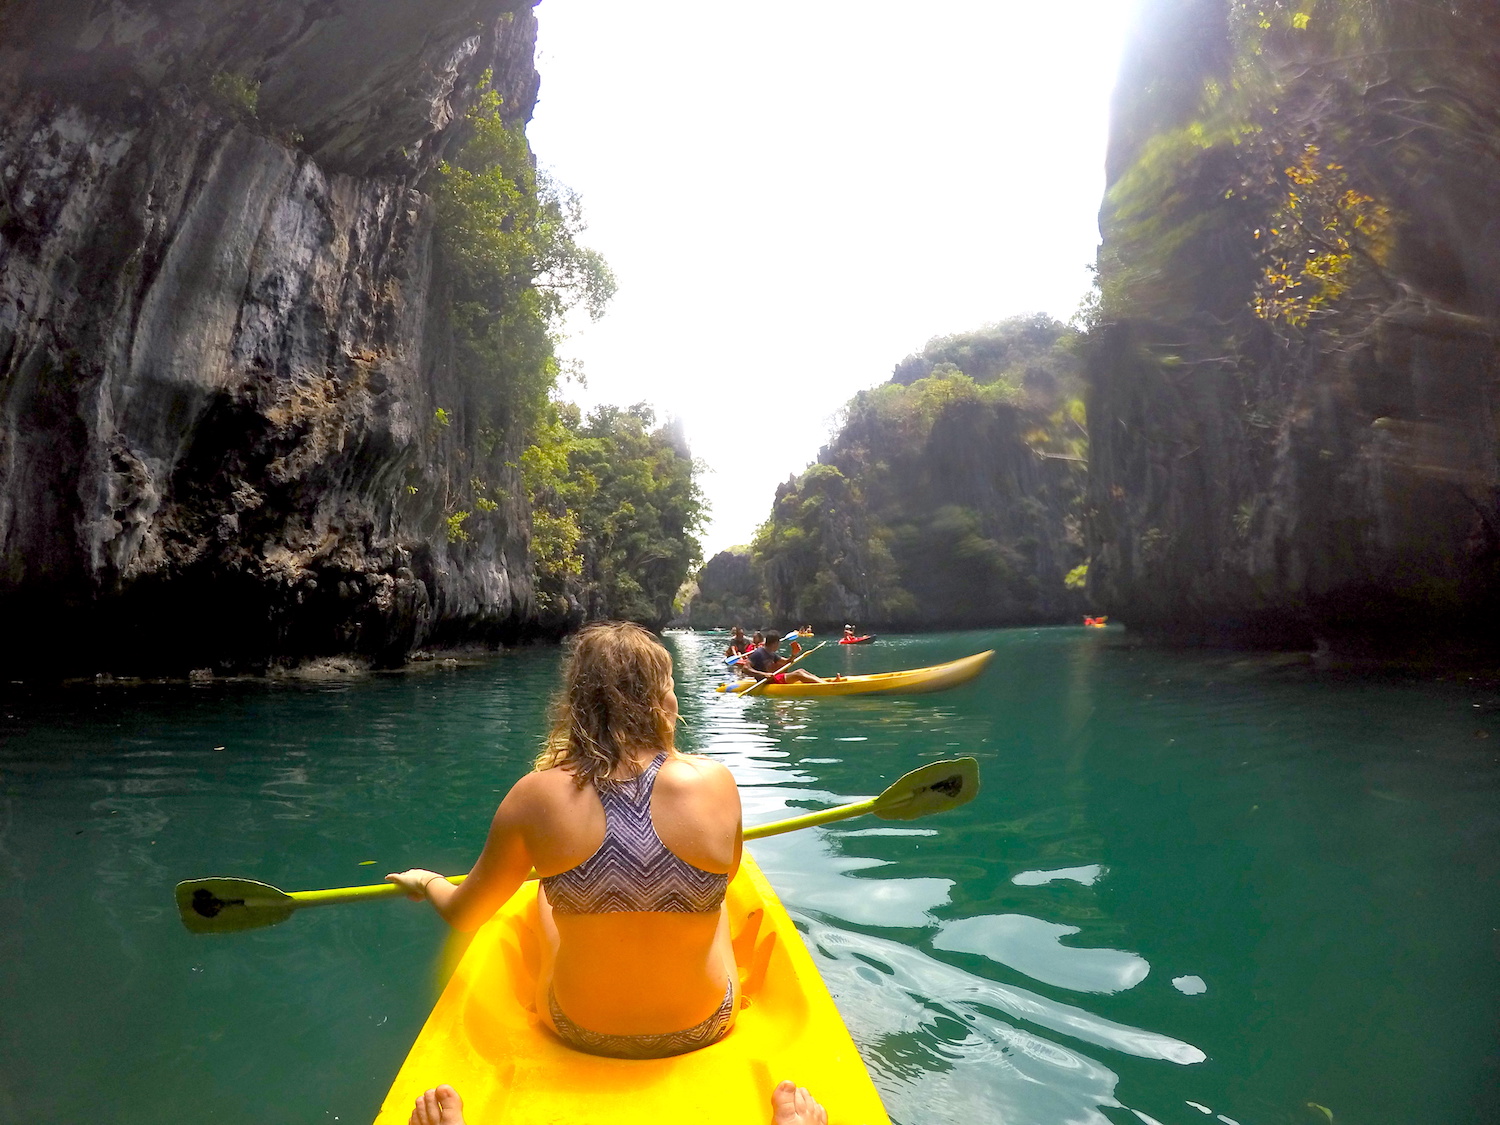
left=744, top=632, right=827, bottom=685
left=725, top=626, right=753, bottom=657
left=728, top=632, right=764, bottom=678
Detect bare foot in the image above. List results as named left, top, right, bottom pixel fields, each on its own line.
left=771, top=1079, right=828, bottom=1124
left=409, top=1084, right=464, bottom=1125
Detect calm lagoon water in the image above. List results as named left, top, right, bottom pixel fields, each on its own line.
left=2, top=629, right=1497, bottom=1124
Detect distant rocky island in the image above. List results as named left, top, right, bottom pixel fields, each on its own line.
left=687, top=0, right=1500, bottom=654
left=683, top=315, right=1089, bottom=631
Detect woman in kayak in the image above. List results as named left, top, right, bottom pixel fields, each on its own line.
left=389, top=622, right=828, bottom=1124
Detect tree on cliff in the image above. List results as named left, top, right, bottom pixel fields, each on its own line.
left=751, top=317, right=1089, bottom=629
left=437, top=74, right=615, bottom=442
left=526, top=403, right=704, bottom=630
left=436, top=76, right=703, bottom=633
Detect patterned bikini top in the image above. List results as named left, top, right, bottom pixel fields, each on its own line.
left=542, top=752, right=730, bottom=915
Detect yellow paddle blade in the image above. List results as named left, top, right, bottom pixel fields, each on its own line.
left=872, top=757, right=980, bottom=821
left=174, top=877, right=296, bottom=934
left=743, top=758, right=981, bottom=839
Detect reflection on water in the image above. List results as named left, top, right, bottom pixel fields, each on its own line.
left=683, top=631, right=1208, bottom=1123
left=1012, top=863, right=1106, bottom=887
left=1, top=630, right=1497, bottom=1125
left=934, top=913, right=1151, bottom=994
left=808, top=922, right=1202, bottom=1125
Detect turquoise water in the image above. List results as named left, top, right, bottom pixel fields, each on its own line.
left=1, top=629, right=1497, bottom=1124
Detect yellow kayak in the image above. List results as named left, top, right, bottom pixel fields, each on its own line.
left=373, top=854, right=892, bottom=1125
left=716, top=649, right=994, bottom=698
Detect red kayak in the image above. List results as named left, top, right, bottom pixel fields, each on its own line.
left=838, top=634, right=877, bottom=645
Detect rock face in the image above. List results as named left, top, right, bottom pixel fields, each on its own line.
left=684, top=548, right=764, bottom=630
left=1085, top=0, right=1500, bottom=648
left=755, top=318, right=1090, bottom=631
left=0, top=0, right=548, bottom=675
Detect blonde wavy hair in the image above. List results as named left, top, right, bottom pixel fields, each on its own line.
left=535, top=621, right=677, bottom=788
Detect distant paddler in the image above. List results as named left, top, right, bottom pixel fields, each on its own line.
left=744, top=631, right=829, bottom=686
left=724, top=631, right=765, bottom=671
left=725, top=626, right=754, bottom=657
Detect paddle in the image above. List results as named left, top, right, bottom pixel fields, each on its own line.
left=740, top=640, right=827, bottom=697
left=174, top=757, right=979, bottom=935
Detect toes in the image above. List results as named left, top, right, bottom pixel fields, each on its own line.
left=410, top=1087, right=443, bottom=1125
left=435, top=1084, right=463, bottom=1122
left=771, top=1080, right=797, bottom=1120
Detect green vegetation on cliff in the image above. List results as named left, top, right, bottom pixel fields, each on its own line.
left=730, top=316, right=1089, bottom=630
left=525, top=404, right=704, bottom=628
left=1087, top=0, right=1500, bottom=643
left=435, top=77, right=702, bottom=629
left=1099, top=0, right=1495, bottom=337
left=437, top=75, right=615, bottom=441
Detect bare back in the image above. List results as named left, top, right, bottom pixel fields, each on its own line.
left=502, top=752, right=742, bottom=1033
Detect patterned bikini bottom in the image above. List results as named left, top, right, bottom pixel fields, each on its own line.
left=547, top=979, right=736, bottom=1060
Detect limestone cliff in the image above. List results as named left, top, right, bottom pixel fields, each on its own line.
left=0, top=0, right=550, bottom=675
left=754, top=318, right=1089, bottom=630
left=683, top=548, right=765, bottom=630
left=1086, top=0, right=1500, bottom=648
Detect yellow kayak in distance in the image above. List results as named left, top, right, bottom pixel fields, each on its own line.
left=716, top=649, right=994, bottom=698
left=373, top=854, right=892, bottom=1125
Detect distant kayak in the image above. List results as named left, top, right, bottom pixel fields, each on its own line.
left=716, top=650, right=992, bottom=698
left=838, top=634, right=876, bottom=645
left=1084, top=616, right=1109, bottom=628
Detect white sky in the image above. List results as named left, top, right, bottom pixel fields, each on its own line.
left=528, top=0, right=1137, bottom=557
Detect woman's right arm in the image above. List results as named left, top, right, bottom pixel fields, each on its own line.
left=386, top=774, right=541, bottom=933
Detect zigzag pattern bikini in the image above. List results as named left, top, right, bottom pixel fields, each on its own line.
left=541, top=752, right=733, bottom=1059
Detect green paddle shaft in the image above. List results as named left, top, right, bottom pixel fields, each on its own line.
left=175, top=757, right=978, bottom=934
left=290, top=779, right=885, bottom=904
left=741, top=795, right=878, bottom=838
left=741, top=640, right=826, bottom=696
left=293, top=793, right=866, bottom=902
left=277, top=794, right=854, bottom=909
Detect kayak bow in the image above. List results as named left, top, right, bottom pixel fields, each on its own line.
left=372, top=854, right=893, bottom=1124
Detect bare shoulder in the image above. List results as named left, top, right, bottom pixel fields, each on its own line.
left=497, top=764, right=579, bottom=814
left=657, top=753, right=738, bottom=796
